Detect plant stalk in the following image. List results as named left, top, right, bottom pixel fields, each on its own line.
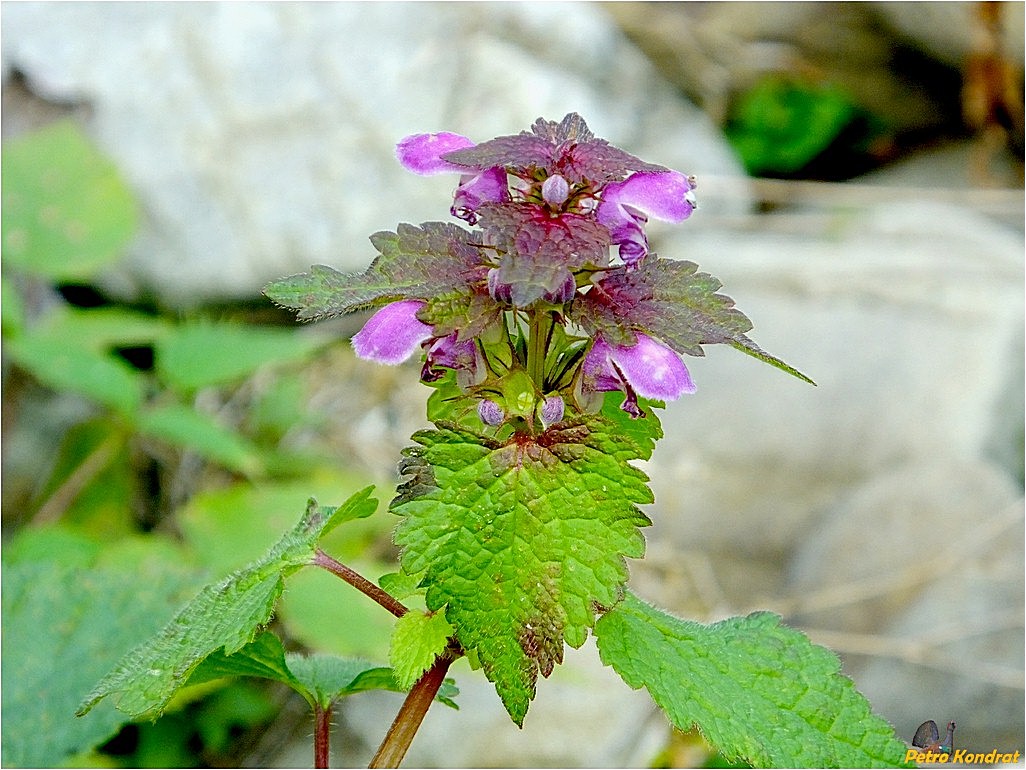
left=527, top=311, right=555, bottom=389
left=313, top=549, right=408, bottom=618
left=369, top=652, right=455, bottom=768
left=314, top=701, right=332, bottom=769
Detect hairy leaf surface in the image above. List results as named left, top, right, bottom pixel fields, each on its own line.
left=78, top=488, right=377, bottom=719
left=187, top=632, right=459, bottom=710
left=391, top=415, right=654, bottom=725
left=442, top=113, right=665, bottom=184
left=263, top=222, right=492, bottom=324
left=595, top=593, right=910, bottom=768
left=478, top=204, right=609, bottom=307
left=389, top=610, right=455, bottom=689
left=573, top=257, right=813, bottom=383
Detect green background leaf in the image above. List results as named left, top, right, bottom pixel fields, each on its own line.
left=136, top=403, right=263, bottom=476
left=726, top=77, right=860, bottom=176
left=392, top=418, right=652, bottom=725
left=154, top=322, right=333, bottom=391
left=595, top=593, right=910, bottom=768
left=1, top=120, right=137, bottom=281
left=177, top=474, right=396, bottom=659
left=6, top=335, right=145, bottom=414
left=1, top=531, right=200, bottom=768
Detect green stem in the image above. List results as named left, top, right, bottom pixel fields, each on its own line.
left=527, top=311, right=554, bottom=389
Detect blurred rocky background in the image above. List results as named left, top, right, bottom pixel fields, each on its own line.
left=2, top=2, right=1022, bottom=766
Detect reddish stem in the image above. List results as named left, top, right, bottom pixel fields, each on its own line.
left=369, top=652, right=455, bottom=768
left=314, top=701, right=331, bottom=769
left=312, top=549, right=408, bottom=618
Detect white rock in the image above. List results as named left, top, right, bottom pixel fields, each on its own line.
left=644, top=190, right=1023, bottom=555
left=1, top=2, right=745, bottom=306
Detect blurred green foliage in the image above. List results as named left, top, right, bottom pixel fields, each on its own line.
left=1, top=121, right=396, bottom=766
left=725, top=75, right=887, bottom=179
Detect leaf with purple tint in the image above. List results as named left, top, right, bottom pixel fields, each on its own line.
left=478, top=203, right=610, bottom=307
left=442, top=112, right=667, bottom=184
left=263, top=222, right=491, bottom=323
left=571, top=258, right=813, bottom=382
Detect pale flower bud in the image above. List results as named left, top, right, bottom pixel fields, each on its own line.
left=478, top=399, right=505, bottom=426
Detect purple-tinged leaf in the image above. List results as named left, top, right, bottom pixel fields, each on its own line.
left=424, top=291, right=504, bottom=341
left=529, top=113, right=596, bottom=144
left=443, top=112, right=666, bottom=185
left=730, top=335, right=816, bottom=384
left=572, top=257, right=814, bottom=383
left=478, top=203, right=610, bottom=307
left=572, top=258, right=752, bottom=355
left=263, top=222, right=494, bottom=324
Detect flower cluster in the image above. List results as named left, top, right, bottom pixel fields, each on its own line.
left=350, top=114, right=701, bottom=425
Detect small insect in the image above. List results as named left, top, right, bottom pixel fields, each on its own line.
left=912, top=720, right=956, bottom=754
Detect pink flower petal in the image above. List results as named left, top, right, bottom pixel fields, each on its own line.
left=351, top=300, right=432, bottom=364
left=611, top=334, right=695, bottom=399
left=583, top=333, right=695, bottom=402
left=598, top=171, right=695, bottom=224
left=396, top=132, right=476, bottom=175
left=451, top=167, right=510, bottom=223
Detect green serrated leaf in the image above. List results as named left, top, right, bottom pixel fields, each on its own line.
left=187, top=632, right=303, bottom=694
left=378, top=570, right=425, bottom=602
left=6, top=335, right=145, bottom=414
left=135, top=403, right=263, bottom=476
left=391, top=419, right=652, bottom=725
left=284, top=654, right=459, bottom=710
left=263, top=222, right=491, bottom=325
left=730, top=336, right=816, bottom=385
left=598, top=392, right=663, bottom=461
left=1, top=120, right=138, bottom=281
left=77, top=488, right=377, bottom=719
left=595, top=593, right=910, bottom=768
left=154, top=322, right=332, bottom=391
left=390, top=610, right=454, bottom=689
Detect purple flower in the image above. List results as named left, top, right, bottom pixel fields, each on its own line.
left=451, top=167, right=509, bottom=225
left=396, top=132, right=509, bottom=225
left=351, top=299, right=481, bottom=385
left=596, top=171, right=696, bottom=266
left=352, top=300, right=433, bottom=365
left=581, top=333, right=695, bottom=417
left=421, top=332, right=481, bottom=385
